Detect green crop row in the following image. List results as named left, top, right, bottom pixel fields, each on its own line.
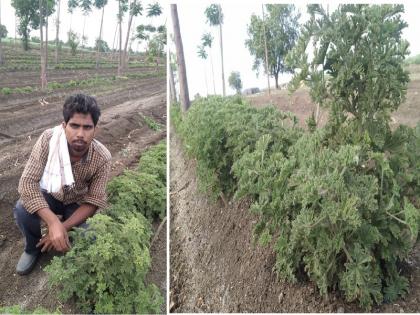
left=172, top=96, right=420, bottom=310
left=44, top=141, right=166, bottom=314
left=0, top=305, right=59, bottom=314
left=0, top=72, right=163, bottom=96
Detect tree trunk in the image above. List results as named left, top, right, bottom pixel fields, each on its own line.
left=171, top=4, right=190, bottom=112
left=262, top=4, right=271, bottom=95
left=274, top=73, right=279, bottom=89
left=46, top=15, right=48, bottom=71
left=96, top=5, right=105, bottom=69
left=218, top=5, right=225, bottom=97
left=0, top=0, right=3, bottom=65
left=55, top=0, right=61, bottom=64
left=118, top=1, right=122, bottom=76
left=81, top=15, right=86, bottom=58
left=169, top=62, right=177, bottom=104
left=210, top=50, right=216, bottom=94
left=39, top=0, right=47, bottom=90
left=112, top=21, right=118, bottom=58
left=122, top=0, right=136, bottom=71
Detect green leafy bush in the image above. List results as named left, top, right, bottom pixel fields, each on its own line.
left=45, top=142, right=166, bottom=313
left=141, top=114, right=162, bottom=131
left=45, top=213, right=162, bottom=314
left=174, top=93, right=419, bottom=309
left=0, top=305, right=59, bottom=314
left=107, top=141, right=166, bottom=220
left=174, top=96, right=301, bottom=198
left=1, top=87, right=12, bottom=95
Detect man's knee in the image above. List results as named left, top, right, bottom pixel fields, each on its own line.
left=13, top=200, right=38, bottom=225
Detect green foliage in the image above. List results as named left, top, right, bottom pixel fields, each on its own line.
left=45, top=142, right=166, bottom=313
left=173, top=93, right=419, bottom=309
left=228, top=71, right=243, bottom=94
left=45, top=213, right=162, bottom=314
left=67, top=31, right=80, bottom=56
left=245, top=4, right=300, bottom=88
left=286, top=4, right=410, bottom=146
left=174, top=96, right=301, bottom=199
left=141, top=114, right=162, bottom=131
left=107, top=141, right=166, bottom=220
left=0, top=87, right=12, bottom=95
left=0, top=24, right=8, bottom=39
left=0, top=305, right=59, bottom=314
left=11, top=0, right=55, bottom=51
left=205, top=4, right=223, bottom=26
left=95, top=38, right=110, bottom=52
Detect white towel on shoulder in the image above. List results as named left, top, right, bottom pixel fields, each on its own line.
left=40, top=125, right=75, bottom=193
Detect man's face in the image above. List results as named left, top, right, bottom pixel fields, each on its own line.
left=63, top=113, right=96, bottom=158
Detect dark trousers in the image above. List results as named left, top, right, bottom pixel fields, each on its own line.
left=13, top=191, right=87, bottom=255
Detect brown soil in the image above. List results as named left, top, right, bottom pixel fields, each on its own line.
left=169, top=65, right=420, bottom=312
left=0, top=75, right=167, bottom=313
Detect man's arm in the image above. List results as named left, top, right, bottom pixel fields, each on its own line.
left=62, top=203, right=97, bottom=231
left=18, top=130, right=51, bottom=213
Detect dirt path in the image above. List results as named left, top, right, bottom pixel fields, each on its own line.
left=169, top=132, right=420, bottom=313
left=0, top=80, right=167, bottom=312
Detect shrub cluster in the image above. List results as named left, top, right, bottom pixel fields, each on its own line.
left=172, top=97, right=419, bottom=309
left=45, top=141, right=166, bottom=314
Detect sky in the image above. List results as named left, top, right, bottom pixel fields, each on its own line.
left=170, top=1, right=420, bottom=98
left=0, top=0, right=166, bottom=52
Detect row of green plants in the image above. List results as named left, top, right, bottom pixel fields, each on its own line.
left=44, top=141, right=166, bottom=314
left=0, top=62, right=159, bottom=72
left=0, top=72, right=164, bottom=96
left=171, top=95, right=419, bottom=310
left=0, top=306, right=59, bottom=314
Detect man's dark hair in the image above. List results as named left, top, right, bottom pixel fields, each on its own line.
left=63, top=94, right=101, bottom=126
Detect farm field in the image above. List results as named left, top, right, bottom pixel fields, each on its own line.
left=169, top=66, right=420, bottom=312
left=0, top=44, right=166, bottom=312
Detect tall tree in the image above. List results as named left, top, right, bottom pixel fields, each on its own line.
left=245, top=4, right=300, bottom=89
left=54, top=0, right=61, bottom=64
left=197, top=45, right=208, bottom=96
left=171, top=4, right=190, bottom=111
left=39, top=0, right=47, bottom=89
left=201, top=32, right=215, bottom=95
left=12, top=0, right=40, bottom=50
left=0, top=1, right=6, bottom=65
left=121, top=0, right=142, bottom=71
left=117, top=0, right=129, bottom=76
left=228, top=71, right=242, bottom=94
left=95, top=0, right=108, bottom=69
left=205, top=4, right=225, bottom=96
left=261, top=4, right=270, bottom=95
left=169, top=50, right=177, bottom=104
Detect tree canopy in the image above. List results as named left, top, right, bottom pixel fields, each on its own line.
left=245, top=4, right=300, bottom=88
left=228, top=71, right=242, bottom=94
left=11, top=0, right=55, bottom=50
left=0, top=24, right=7, bottom=39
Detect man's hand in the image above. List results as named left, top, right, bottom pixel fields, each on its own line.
left=36, top=234, right=54, bottom=252
left=36, top=207, right=71, bottom=252
left=47, top=220, right=71, bottom=252
left=36, top=221, right=71, bottom=252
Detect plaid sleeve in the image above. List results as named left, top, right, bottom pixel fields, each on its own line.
left=18, top=130, right=50, bottom=214
left=82, top=157, right=111, bottom=210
